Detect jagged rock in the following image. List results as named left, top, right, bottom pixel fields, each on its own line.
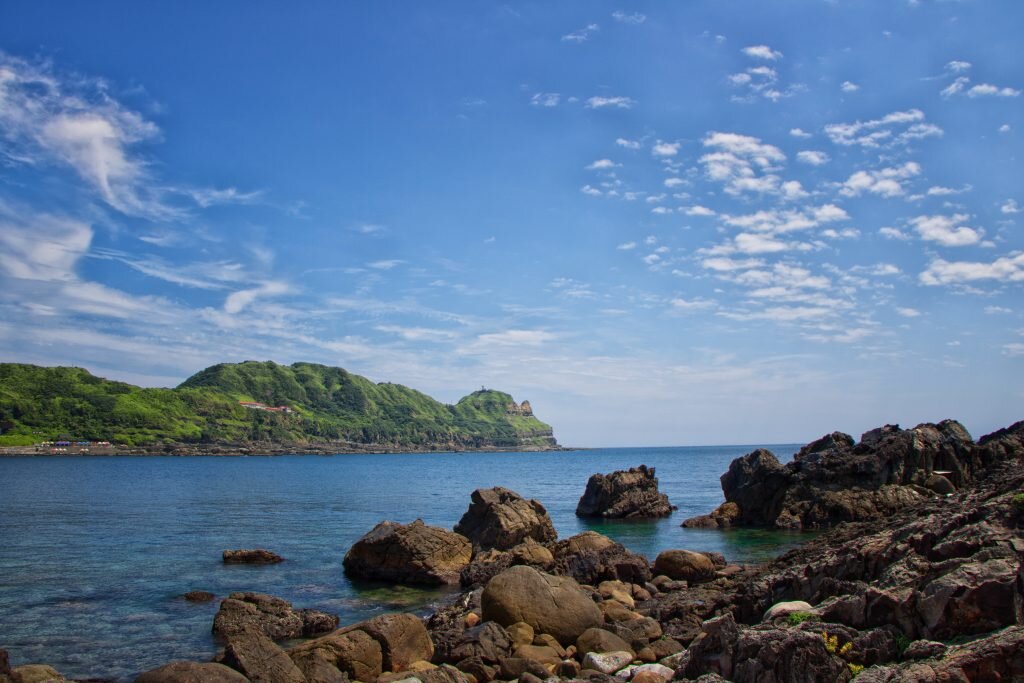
left=344, top=520, right=472, bottom=585
left=653, top=550, right=716, bottom=584
left=916, top=557, right=1019, bottom=639
left=222, top=626, right=306, bottom=683
left=222, top=549, right=283, bottom=564
left=550, top=533, right=652, bottom=586
left=449, top=622, right=513, bottom=664
left=576, top=466, right=673, bottom=519
left=288, top=628, right=383, bottom=682
left=481, top=566, right=603, bottom=646
left=212, top=592, right=338, bottom=640
left=684, top=419, right=986, bottom=530
left=134, top=661, right=249, bottom=682
left=682, top=613, right=741, bottom=679
left=856, top=626, right=1024, bottom=681
left=454, top=487, right=556, bottom=551
left=901, top=640, right=946, bottom=660
left=730, top=625, right=851, bottom=682
left=459, top=540, right=554, bottom=588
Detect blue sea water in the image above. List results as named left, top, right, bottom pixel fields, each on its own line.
left=0, top=445, right=802, bottom=681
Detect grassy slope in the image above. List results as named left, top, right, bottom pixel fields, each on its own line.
left=0, top=361, right=556, bottom=449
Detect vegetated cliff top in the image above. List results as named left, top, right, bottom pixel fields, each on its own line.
left=0, top=360, right=556, bottom=449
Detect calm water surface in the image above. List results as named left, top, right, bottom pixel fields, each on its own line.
left=0, top=446, right=802, bottom=680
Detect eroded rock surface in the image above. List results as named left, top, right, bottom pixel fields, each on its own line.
left=454, top=487, right=557, bottom=551
left=343, top=519, right=472, bottom=585
left=576, top=466, right=673, bottom=519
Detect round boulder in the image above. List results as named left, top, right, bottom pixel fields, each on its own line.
left=653, top=550, right=716, bottom=584
left=344, top=519, right=472, bottom=585
left=481, top=566, right=602, bottom=646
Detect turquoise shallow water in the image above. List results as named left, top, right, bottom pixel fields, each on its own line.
left=0, top=445, right=802, bottom=681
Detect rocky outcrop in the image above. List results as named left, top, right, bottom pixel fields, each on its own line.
left=212, top=592, right=338, bottom=640
left=480, top=566, right=603, bottom=645
left=549, top=532, right=652, bottom=587
left=453, top=487, right=557, bottom=551
left=576, top=465, right=673, bottom=519
left=683, top=419, right=998, bottom=530
left=222, top=548, right=284, bottom=564
left=220, top=626, right=306, bottom=683
left=343, top=519, right=472, bottom=585
left=135, top=661, right=249, bottom=682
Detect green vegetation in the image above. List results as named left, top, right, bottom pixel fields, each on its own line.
left=0, top=361, right=557, bottom=449
left=786, top=611, right=817, bottom=626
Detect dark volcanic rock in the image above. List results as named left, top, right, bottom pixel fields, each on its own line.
left=222, top=548, right=283, bottom=564
left=683, top=419, right=992, bottom=530
left=576, top=465, right=673, bottom=519
left=343, top=519, right=472, bottom=585
left=549, top=532, right=652, bottom=587
left=454, top=487, right=557, bottom=551
left=212, top=592, right=338, bottom=641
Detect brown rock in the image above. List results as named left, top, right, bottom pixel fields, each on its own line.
left=288, top=629, right=384, bottom=682
left=576, top=465, right=673, bottom=519
left=506, top=622, right=534, bottom=648
left=653, top=550, right=716, bottom=584
left=213, top=592, right=336, bottom=641
left=449, top=622, right=513, bottom=665
left=576, top=628, right=635, bottom=657
left=134, top=661, right=249, bottom=683
left=344, top=520, right=472, bottom=585
left=496, top=657, right=549, bottom=681
left=481, top=566, right=602, bottom=645
left=513, top=644, right=561, bottom=666
left=222, top=627, right=305, bottom=683
left=454, top=487, right=557, bottom=551
left=355, top=613, right=435, bottom=673
left=222, top=549, right=283, bottom=564
left=183, top=591, right=216, bottom=603
left=455, top=656, right=495, bottom=683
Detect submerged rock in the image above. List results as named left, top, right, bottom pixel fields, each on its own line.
left=454, top=487, right=557, bottom=551
left=222, top=549, right=283, bottom=564
left=576, top=465, right=673, bottom=519
left=343, top=519, right=472, bottom=585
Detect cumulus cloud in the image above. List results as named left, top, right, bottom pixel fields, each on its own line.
left=825, top=109, right=942, bottom=148
left=1001, top=199, right=1020, bottom=214
left=790, top=128, right=812, bottom=138
left=911, top=214, right=982, bottom=247
left=615, top=137, right=641, bottom=149
left=699, top=132, right=787, bottom=196
left=652, top=141, right=680, bottom=157
left=796, top=150, right=829, bottom=166
left=742, top=45, right=783, bottom=60
left=920, top=252, right=1024, bottom=285
left=840, top=81, right=860, bottom=93
left=879, top=227, right=911, bottom=241
left=580, top=184, right=602, bottom=196
left=685, top=205, right=716, bottom=217
left=586, top=158, right=619, bottom=170
left=840, top=162, right=921, bottom=198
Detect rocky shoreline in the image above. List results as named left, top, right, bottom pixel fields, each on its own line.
left=0, top=442, right=574, bottom=457
left=2, top=418, right=1022, bottom=682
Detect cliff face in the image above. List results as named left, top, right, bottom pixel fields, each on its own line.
left=0, top=361, right=560, bottom=451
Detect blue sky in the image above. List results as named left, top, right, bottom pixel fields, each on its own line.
left=0, top=1, right=1021, bottom=446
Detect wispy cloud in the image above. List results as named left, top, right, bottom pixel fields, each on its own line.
left=611, top=10, right=646, bottom=25
left=585, top=96, right=636, bottom=109
left=562, top=23, right=599, bottom=43
left=825, top=109, right=942, bottom=148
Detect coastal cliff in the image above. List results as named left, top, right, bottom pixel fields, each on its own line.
left=0, top=361, right=560, bottom=453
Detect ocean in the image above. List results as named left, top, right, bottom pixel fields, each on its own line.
left=0, top=445, right=803, bottom=681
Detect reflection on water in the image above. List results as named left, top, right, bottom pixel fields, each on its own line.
left=0, top=444, right=804, bottom=680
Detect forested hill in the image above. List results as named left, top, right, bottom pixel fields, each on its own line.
left=0, top=361, right=559, bottom=451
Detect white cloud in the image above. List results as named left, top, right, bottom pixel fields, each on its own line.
left=985, top=306, right=1012, bottom=314
left=840, top=81, right=859, bottom=93
left=825, top=109, right=942, bottom=148
left=946, top=60, right=972, bottom=73
left=617, top=241, right=637, bottom=250
left=896, top=307, right=921, bottom=318
left=685, top=205, right=716, bottom=217
left=0, top=209, right=93, bottom=282
left=586, top=96, right=636, bottom=109
left=223, top=281, right=290, bottom=314
left=562, top=23, right=600, bottom=43
left=664, top=177, right=687, bottom=188
left=879, top=227, right=911, bottom=241
left=700, top=132, right=787, bottom=196
left=701, top=257, right=764, bottom=272
left=615, top=137, right=641, bottom=149
left=1004, top=343, right=1024, bottom=357
left=652, top=141, right=680, bottom=157
left=920, top=252, right=1024, bottom=286
left=911, top=214, right=982, bottom=247
left=670, top=298, right=714, bottom=311
left=734, top=232, right=791, bottom=254
left=967, top=83, right=1020, bottom=98
left=780, top=180, right=808, bottom=201
left=611, top=10, right=646, bottom=24
left=1002, top=199, right=1021, bottom=214
left=475, top=329, right=557, bottom=348
left=840, top=162, right=921, bottom=198
left=374, top=325, right=457, bottom=343
left=790, top=128, right=812, bottom=138
left=531, top=92, right=561, bottom=107
left=742, top=45, right=783, bottom=60
left=1000, top=124, right=1011, bottom=134
left=651, top=206, right=673, bottom=215
left=184, top=187, right=263, bottom=208
left=586, top=158, right=619, bottom=170
left=940, top=77, right=969, bottom=98
left=796, top=150, right=829, bottom=166
left=581, top=184, right=602, bottom=196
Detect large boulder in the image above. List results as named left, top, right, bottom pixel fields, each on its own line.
left=351, top=613, right=435, bottom=672
left=288, top=628, right=383, bottom=681
left=653, top=550, right=716, bottom=584
left=212, top=592, right=338, bottom=640
left=550, top=532, right=652, bottom=586
left=481, top=566, right=603, bottom=645
left=450, top=622, right=514, bottom=664
left=344, top=519, right=472, bottom=585
left=454, top=487, right=557, bottom=551
left=576, top=465, right=673, bottom=519
left=134, top=662, right=249, bottom=683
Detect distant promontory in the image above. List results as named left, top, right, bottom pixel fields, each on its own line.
left=0, top=361, right=560, bottom=454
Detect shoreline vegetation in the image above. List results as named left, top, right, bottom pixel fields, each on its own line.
left=2, top=416, right=1022, bottom=681
left=0, top=361, right=561, bottom=454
